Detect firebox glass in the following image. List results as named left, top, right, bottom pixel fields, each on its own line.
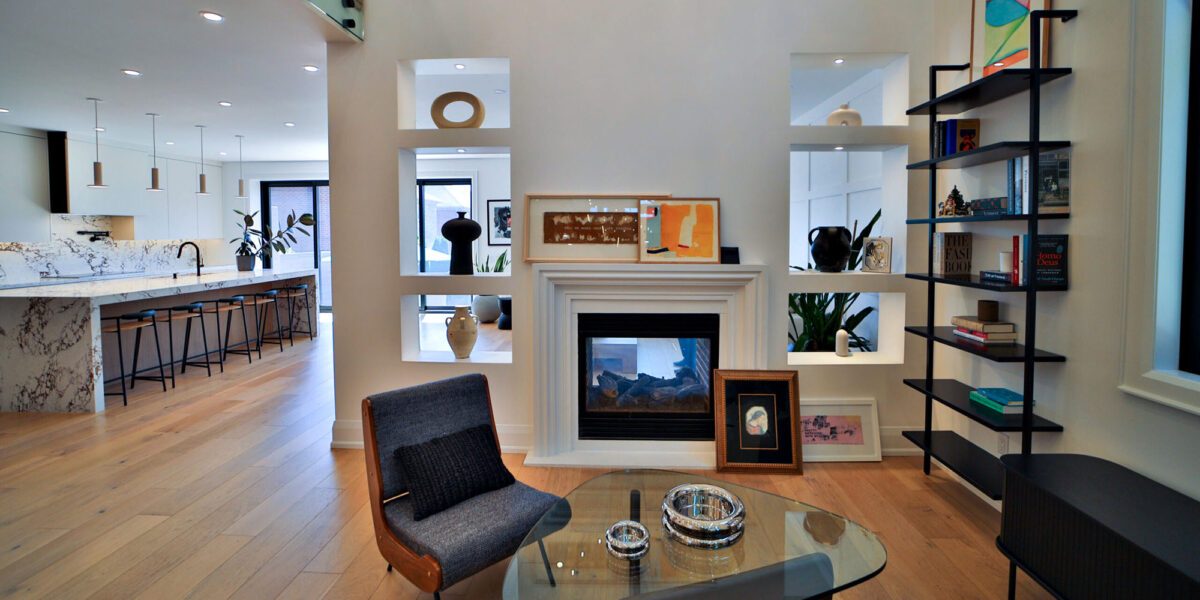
left=584, top=336, right=712, bottom=414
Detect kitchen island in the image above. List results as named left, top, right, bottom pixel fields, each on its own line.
left=0, top=266, right=318, bottom=412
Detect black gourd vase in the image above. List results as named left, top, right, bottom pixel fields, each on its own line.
left=442, top=211, right=481, bottom=275
left=809, top=226, right=853, bottom=272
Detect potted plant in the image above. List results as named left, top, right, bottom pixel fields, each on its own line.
left=470, top=250, right=510, bottom=323
left=229, top=209, right=315, bottom=271
left=787, top=209, right=881, bottom=352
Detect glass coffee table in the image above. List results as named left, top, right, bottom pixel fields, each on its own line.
left=503, top=469, right=886, bottom=599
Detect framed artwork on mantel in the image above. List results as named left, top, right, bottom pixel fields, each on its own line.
left=638, top=198, right=721, bottom=264
left=523, top=194, right=668, bottom=263
left=970, top=0, right=1053, bottom=82
left=713, top=370, right=802, bottom=473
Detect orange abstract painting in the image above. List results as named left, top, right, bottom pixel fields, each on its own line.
left=639, top=199, right=720, bottom=263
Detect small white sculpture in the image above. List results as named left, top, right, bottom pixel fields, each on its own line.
left=835, top=328, right=851, bottom=357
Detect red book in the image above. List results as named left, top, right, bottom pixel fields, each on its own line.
left=955, top=327, right=1018, bottom=341
left=1011, top=235, right=1020, bottom=285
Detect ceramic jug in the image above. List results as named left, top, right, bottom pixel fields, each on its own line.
left=445, top=306, right=479, bottom=359
left=809, top=226, right=853, bottom=272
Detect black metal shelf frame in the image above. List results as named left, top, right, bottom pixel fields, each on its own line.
left=906, top=9, right=1078, bottom=500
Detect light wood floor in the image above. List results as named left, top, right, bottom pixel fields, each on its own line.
left=0, top=316, right=1050, bottom=599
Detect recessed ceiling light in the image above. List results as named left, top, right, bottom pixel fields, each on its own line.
left=219, top=151, right=227, bottom=156
left=165, top=141, right=174, bottom=145
left=283, top=122, right=295, bottom=127
left=494, top=89, right=507, bottom=94
left=121, top=68, right=142, bottom=77
left=454, top=63, right=466, bottom=70
left=0, top=108, right=9, bottom=113
left=833, top=57, right=845, bottom=64
left=456, top=148, right=467, bottom=153
left=834, top=146, right=845, bottom=151
left=218, top=100, right=232, bottom=107
left=200, top=11, right=223, bottom=22
left=95, top=127, right=106, bottom=132
left=302, top=65, right=320, bottom=72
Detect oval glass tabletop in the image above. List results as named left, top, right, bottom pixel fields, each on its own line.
left=503, top=469, right=886, bottom=599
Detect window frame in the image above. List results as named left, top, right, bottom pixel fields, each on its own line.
left=416, top=177, right=474, bottom=312
left=1180, top=2, right=1200, bottom=376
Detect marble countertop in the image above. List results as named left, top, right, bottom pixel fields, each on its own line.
left=0, top=266, right=318, bottom=305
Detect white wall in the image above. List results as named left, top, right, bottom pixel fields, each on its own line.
left=327, top=0, right=937, bottom=455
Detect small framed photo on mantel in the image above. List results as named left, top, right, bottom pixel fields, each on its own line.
left=713, top=370, right=802, bottom=473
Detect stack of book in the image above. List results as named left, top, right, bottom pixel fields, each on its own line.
left=969, top=387, right=1029, bottom=416
left=1004, top=148, right=1071, bottom=215
left=935, top=119, right=981, bottom=157
left=951, top=315, right=1017, bottom=345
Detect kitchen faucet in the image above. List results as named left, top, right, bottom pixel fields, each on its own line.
left=176, top=241, right=203, bottom=278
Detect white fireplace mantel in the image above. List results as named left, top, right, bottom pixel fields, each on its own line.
left=527, top=263, right=768, bottom=468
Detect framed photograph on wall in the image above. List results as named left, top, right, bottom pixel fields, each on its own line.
left=638, top=198, right=721, bottom=263
left=524, top=195, right=668, bottom=263
left=798, top=397, right=881, bottom=462
left=713, top=370, right=802, bottom=473
left=861, top=237, right=892, bottom=273
left=487, top=199, right=512, bottom=246
left=970, top=0, right=1053, bottom=82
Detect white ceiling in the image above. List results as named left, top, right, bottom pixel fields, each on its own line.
left=0, top=0, right=329, bottom=162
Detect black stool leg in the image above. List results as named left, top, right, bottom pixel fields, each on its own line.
left=211, top=308, right=224, bottom=372
left=114, top=321, right=128, bottom=406
left=252, top=303, right=264, bottom=359
left=272, top=300, right=284, bottom=353
left=151, top=320, right=167, bottom=392
left=180, top=316, right=193, bottom=375
left=286, top=295, right=296, bottom=347
left=130, top=327, right=142, bottom=390
left=165, top=313, right=176, bottom=388
left=198, top=315, right=212, bottom=376
left=538, top=538, right=556, bottom=587
left=239, top=301, right=253, bottom=364
left=303, top=290, right=314, bottom=341
left=223, top=310, right=234, bottom=363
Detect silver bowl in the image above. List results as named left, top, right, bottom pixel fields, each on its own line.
left=605, top=520, right=649, bottom=560
left=661, top=483, right=745, bottom=549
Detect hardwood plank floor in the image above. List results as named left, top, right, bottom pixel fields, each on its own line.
left=0, top=315, right=1050, bottom=599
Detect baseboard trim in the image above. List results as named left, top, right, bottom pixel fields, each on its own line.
left=881, top=425, right=922, bottom=456
left=331, top=419, right=363, bottom=449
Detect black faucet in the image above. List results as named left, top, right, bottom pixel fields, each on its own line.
left=177, top=241, right=203, bottom=278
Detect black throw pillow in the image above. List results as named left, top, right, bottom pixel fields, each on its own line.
left=393, top=424, right=515, bottom=521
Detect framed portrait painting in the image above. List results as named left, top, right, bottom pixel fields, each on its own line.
left=524, top=194, right=668, bottom=263
left=713, top=370, right=801, bottom=473
left=638, top=198, right=721, bottom=263
left=798, top=398, right=881, bottom=462
left=861, top=237, right=892, bottom=273
left=487, top=199, right=512, bottom=246
left=971, top=0, right=1053, bottom=81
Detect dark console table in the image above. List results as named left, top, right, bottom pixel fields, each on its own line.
left=998, top=454, right=1200, bottom=599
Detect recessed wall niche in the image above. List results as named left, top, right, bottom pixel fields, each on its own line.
left=790, top=53, right=908, bottom=126
left=399, top=58, right=510, bottom=129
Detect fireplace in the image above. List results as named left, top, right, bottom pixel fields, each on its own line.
left=578, top=313, right=719, bottom=441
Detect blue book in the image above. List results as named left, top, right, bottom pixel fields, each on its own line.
left=944, top=120, right=958, bottom=156
left=977, top=387, right=1026, bottom=405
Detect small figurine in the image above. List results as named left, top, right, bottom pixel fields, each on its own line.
left=938, top=185, right=968, bottom=217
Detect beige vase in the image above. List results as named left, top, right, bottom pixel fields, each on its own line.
left=825, top=103, right=863, bottom=126
left=445, top=306, right=479, bottom=359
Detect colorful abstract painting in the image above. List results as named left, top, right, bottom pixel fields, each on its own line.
left=638, top=199, right=720, bottom=263
left=801, top=415, right=864, bottom=445
left=973, top=0, right=1049, bottom=80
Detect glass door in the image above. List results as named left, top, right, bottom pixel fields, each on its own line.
left=261, top=180, right=332, bottom=310
left=417, top=178, right=472, bottom=311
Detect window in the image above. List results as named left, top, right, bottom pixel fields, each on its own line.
left=1181, top=6, right=1200, bottom=376
left=261, top=181, right=332, bottom=310
left=417, top=178, right=472, bottom=311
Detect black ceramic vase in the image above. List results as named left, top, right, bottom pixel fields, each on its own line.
left=442, top=211, right=482, bottom=275
left=809, top=226, right=853, bottom=272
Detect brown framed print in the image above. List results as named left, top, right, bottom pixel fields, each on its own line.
left=524, top=194, right=669, bottom=263
left=638, top=198, right=721, bottom=263
left=713, top=370, right=802, bottom=473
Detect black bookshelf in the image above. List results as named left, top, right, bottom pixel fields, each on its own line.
left=903, top=379, right=1063, bottom=432
left=905, top=9, right=1076, bottom=502
left=906, top=140, right=1071, bottom=170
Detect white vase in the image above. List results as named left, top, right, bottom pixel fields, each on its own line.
left=835, top=328, right=851, bottom=357
left=446, top=306, right=479, bottom=359
left=825, top=103, right=863, bottom=127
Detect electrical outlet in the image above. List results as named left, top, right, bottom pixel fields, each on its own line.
left=997, top=433, right=1010, bottom=455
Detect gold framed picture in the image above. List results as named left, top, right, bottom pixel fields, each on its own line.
left=713, top=370, right=802, bottom=473
left=638, top=198, right=721, bottom=264
left=524, top=195, right=668, bottom=263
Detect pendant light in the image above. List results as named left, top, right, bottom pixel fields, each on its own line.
left=146, top=113, right=164, bottom=191
left=235, top=134, right=248, bottom=198
left=195, top=125, right=210, bottom=195
left=86, top=98, right=107, bottom=188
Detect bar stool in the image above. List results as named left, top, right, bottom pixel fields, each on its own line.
left=101, top=310, right=168, bottom=405
left=270, top=283, right=314, bottom=346
left=245, top=290, right=285, bottom=357
left=152, top=302, right=212, bottom=387
left=203, top=296, right=254, bottom=368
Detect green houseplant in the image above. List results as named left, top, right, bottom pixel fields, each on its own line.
left=229, top=209, right=315, bottom=271
left=788, top=209, right=881, bottom=352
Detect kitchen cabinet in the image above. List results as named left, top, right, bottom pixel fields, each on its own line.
left=197, top=164, right=223, bottom=239
left=66, top=138, right=148, bottom=216
left=166, top=158, right=198, bottom=239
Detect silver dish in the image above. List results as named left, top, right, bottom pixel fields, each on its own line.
left=662, top=513, right=744, bottom=549
left=605, top=520, right=649, bottom=560
left=661, top=483, right=745, bottom=533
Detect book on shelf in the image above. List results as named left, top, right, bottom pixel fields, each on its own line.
left=969, top=391, right=1024, bottom=415
left=954, top=328, right=1017, bottom=344
left=955, top=327, right=1018, bottom=341
left=976, top=387, right=1026, bottom=405
left=950, top=316, right=1016, bottom=333
left=954, top=119, right=980, bottom=153
left=933, top=232, right=972, bottom=275
left=1006, top=149, right=1071, bottom=215
left=970, top=197, right=1009, bottom=216
left=979, top=269, right=1014, bottom=284
left=1013, top=234, right=1069, bottom=288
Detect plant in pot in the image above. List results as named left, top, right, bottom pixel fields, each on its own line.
left=787, top=209, right=881, bottom=353
left=470, top=250, right=510, bottom=323
left=229, top=209, right=315, bottom=271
